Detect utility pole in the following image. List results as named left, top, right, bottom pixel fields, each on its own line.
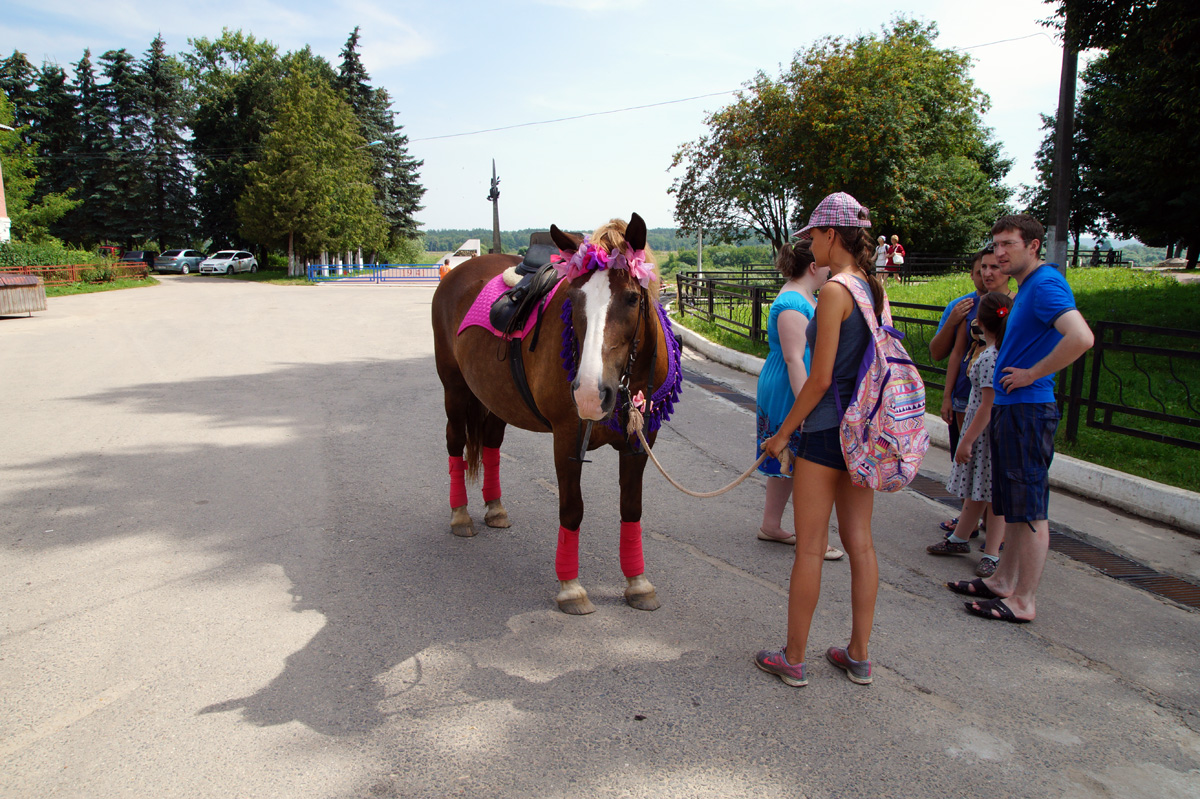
left=1048, top=14, right=1078, bottom=276
left=0, top=123, right=13, bottom=243
left=487, top=160, right=501, bottom=255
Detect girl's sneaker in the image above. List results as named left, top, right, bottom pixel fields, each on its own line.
left=826, top=646, right=873, bottom=684
left=754, top=648, right=808, bottom=686
left=975, top=557, right=998, bottom=578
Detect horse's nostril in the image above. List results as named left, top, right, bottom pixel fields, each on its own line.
left=571, top=378, right=580, bottom=392
left=600, top=386, right=614, bottom=411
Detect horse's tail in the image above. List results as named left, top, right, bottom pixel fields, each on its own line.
left=463, top=399, right=489, bottom=484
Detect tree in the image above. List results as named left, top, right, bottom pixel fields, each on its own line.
left=140, top=34, right=194, bottom=246
left=238, top=60, right=386, bottom=273
left=0, top=94, right=77, bottom=242
left=29, top=64, right=81, bottom=205
left=57, top=49, right=109, bottom=245
left=186, top=29, right=282, bottom=248
left=335, top=27, right=424, bottom=243
left=1070, top=0, right=1200, bottom=267
left=671, top=19, right=1011, bottom=254
left=98, top=48, right=153, bottom=245
left=0, top=51, right=37, bottom=131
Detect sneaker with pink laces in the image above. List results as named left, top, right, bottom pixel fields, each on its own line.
left=826, top=646, right=872, bottom=684
left=754, top=648, right=808, bottom=686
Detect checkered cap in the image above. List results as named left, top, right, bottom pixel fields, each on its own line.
left=796, top=192, right=870, bottom=237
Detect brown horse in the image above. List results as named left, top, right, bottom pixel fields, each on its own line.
left=431, top=213, right=680, bottom=614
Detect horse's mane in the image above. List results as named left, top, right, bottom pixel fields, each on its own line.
left=591, top=218, right=661, bottom=302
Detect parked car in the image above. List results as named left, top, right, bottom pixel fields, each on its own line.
left=119, top=250, right=158, bottom=270
left=154, top=250, right=207, bottom=274
left=199, top=250, right=257, bottom=275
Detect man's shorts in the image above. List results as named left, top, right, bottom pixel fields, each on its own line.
left=989, top=402, right=1060, bottom=523
left=797, top=426, right=847, bottom=471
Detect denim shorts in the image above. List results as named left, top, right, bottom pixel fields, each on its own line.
left=989, top=403, right=1060, bottom=523
left=796, top=426, right=847, bottom=471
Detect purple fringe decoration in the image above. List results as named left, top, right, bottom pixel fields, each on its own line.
left=558, top=297, right=683, bottom=436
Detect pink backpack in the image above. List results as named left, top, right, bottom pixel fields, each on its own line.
left=830, top=274, right=930, bottom=492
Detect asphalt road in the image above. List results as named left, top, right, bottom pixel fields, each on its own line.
left=2, top=275, right=1198, bottom=799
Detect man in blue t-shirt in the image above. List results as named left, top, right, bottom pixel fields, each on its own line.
left=950, top=214, right=1093, bottom=624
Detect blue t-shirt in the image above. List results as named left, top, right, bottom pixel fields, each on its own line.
left=936, top=291, right=978, bottom=334
left=993, top=264, right=1076, bottom=405
left=936, top=291, right=980, bottom=403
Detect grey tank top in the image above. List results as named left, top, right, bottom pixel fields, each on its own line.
left=804, top=276, right=875, bottom=432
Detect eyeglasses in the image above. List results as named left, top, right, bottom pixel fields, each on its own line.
left=992, top=238, right=1026, bottom=251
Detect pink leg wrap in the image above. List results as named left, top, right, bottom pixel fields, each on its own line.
left=481, top=447, right=501, bottom=503
left=448, top=456, right=467, bottom=508
left=620, top=521, right=645, bottom=578
left=556, top=526, right=580, bottom=581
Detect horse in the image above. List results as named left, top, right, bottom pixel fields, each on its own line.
left=430, top=213, right=682, bottom=615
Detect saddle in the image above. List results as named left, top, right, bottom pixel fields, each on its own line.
left=488, top=241, right=562, bottom=347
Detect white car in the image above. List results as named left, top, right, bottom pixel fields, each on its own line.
left=200, top=250, right=258, bottom=275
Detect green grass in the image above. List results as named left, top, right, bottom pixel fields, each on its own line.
left=676, top=267, right=1200, bottom=493
left=46, top=276, right=159, bottom=297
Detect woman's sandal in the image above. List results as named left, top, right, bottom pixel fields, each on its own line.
left=946, top=578, right=999, bottom=599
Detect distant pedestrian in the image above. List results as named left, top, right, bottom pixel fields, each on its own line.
left=948, top=214, right=1094, bottom=623
left=755, top=191, right=884, bottom=687
left=926, top=292, right=1011, bottom=578
left=885, top=234, right=906, bottom=280
left=754, top=240, right=843, bottom=561
left=874, top=236, right=889, bottom=269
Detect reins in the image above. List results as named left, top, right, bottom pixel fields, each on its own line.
left=625, top=403, right=792, bottom=498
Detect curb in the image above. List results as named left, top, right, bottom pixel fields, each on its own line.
left=674, top=324, right=1200, bottom=535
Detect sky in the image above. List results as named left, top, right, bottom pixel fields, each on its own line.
left=4, top=0, right=1071, bottom=234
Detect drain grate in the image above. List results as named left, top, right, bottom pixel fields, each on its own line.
left=681, top=366, right=1200, bottom=612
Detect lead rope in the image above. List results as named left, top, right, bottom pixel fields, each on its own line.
left=626, top=405, right=792, bottom=498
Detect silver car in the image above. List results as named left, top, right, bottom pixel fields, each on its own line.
left=199, top=250, right=258, bottom=275
left=155, top=250, right=206, bottom=274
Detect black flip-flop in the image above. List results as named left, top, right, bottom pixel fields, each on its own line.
left=965, top=598, right=1031, bottom=624
left=946, top=578, right=999, bottom=599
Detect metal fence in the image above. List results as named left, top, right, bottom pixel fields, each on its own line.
left=306, top=263, right=440, bottom=285
left=0, top=263, right=150, bottom=286
left=675, top=272, right=1200, bottom=448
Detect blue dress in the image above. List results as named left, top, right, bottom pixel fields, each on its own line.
left=756, top=290, right=816, bottom=476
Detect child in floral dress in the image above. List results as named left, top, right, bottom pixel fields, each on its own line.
left=926, top=292, right=1012, bottom=577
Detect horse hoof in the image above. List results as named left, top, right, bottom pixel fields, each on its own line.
left=555, top=580, right=596, bottom=615
left=451, top=506, right=476, bottom=537
left=624, top=575, right=660, bottom=611
left=484, top=498, right=511, bottom=528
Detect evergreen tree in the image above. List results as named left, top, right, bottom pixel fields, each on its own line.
left=29, top=64, right=82, bottom=204
left=336, top=27, right=424, bottom=243
left=59, top=49, right=109, bottom=245
left=0, top=51, right=37, bottom=131
left=140, top=34, right=194, bottom=246
left=238, top=59, right=386, bottom=272
left=0, top=93, right=77, bottom=242
left=98, top=48, right=152, bottom=245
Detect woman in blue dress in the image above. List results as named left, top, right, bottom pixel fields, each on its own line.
left=756, top=240, right=842, bottom=560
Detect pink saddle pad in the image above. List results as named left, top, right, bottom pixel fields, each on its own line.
left=458, top=273, right=565, bottom=339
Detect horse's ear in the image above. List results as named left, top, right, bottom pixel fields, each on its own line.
left=551, top=224, right=582, bottom=253
left=625, top=213, right=647, bottom=251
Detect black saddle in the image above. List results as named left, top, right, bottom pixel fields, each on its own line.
left=488, top=243, right=562, bottom=343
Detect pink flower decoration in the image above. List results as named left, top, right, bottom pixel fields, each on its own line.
left=552, top=237, right=653, bottom=287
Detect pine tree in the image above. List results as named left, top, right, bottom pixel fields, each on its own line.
left=0, top=51, right=37, bottom=131
left=140, top=34, right=194, bottom=246
left=99, top=48, right=152, bottom=245
left=59, top=49, right=109, bottom=245
left=29, top=64, right=82, bottom=204
left=336, top=28, right=424, bottom=244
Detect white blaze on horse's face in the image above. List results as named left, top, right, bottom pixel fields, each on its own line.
left=572, top=270, right=615, bottom=421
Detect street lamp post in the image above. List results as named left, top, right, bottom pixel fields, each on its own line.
left=0, top=123, right=13, bottom=244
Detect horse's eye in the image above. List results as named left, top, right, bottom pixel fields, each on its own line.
left=625, top=291, right=640, bottom=308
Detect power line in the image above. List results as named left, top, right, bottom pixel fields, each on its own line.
left=408, top=90, right=739, bottom=143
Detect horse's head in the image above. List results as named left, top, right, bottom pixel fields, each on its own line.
left=552, top=213, right=655, bottom=422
